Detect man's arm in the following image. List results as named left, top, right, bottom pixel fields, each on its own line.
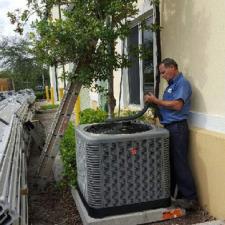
left=144, top=93, right=184, bottom=111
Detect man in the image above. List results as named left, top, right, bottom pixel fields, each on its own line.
left=144, top=58, right=197, bottom=210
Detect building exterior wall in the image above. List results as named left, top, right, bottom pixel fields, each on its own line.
left=189, top=127, right=225, bottom=219
left=113, top=41, right=122, bottom=109
left=80, top=88, right=91, bottom=111
left=115, top=1, right=154, bottom=110
left=137, top=0, right=154, bottom=16
left=50, top=6, right=91, bottom=109
left=160, top=0, right=225, bottom=218
left=160, top=0, right=225, bottom=116
left=49, top=66, right=58, bottom=103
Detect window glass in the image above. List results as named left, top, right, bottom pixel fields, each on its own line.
left=127, top=25, right=140, bottom=104
left=142, top=17, right=154, bottom=93
left=126, top=16, right=154, bottom=105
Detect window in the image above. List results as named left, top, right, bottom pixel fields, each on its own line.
left=126, top=16, right=154, bottom=106
left=142, top=17, right=154, bottom=93
left=127, top=25, right=140, bottom=104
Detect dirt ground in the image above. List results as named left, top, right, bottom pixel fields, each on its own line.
left=28, top=104, right=214, bottom=225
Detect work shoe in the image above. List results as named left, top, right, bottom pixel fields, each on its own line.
left=173, top=199, right=199, bottom=211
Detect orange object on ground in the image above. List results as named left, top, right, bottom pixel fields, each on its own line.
left=162, top=208, right=185, bottom=220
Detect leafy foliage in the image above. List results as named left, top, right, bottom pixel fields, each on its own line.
left=0, top=37, right=49, bottom=90
left=32, top=1, right=138, bottom=86
left=60, top=121, right=77, bottom=187
left=8, top=0, right=158, bottom=87
left=8, top=0, right=160, bottom=115
left=35, top=90, right=45, bottom=99
left=80, top=108, right=107, bottom=124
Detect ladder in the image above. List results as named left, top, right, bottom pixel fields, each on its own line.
left=35, top=39, right=98, bottom=187
left=36, top=80, right=82, bottom=181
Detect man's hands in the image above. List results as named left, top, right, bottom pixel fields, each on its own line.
left=144, top=92, right=183, bottom=111
left=144, top=92, right=158, bottom=104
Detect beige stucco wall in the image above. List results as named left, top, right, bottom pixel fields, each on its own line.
left=160, top=0, right=225, bottom=115
left=160, top=0, right=225, bottom=219
left=190, top=128, right=225, bottom=219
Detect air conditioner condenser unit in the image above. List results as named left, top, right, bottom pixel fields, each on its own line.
left=76, top=121, right=170, bottom=218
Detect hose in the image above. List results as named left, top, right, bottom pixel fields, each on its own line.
left=106, top=103, right=161, bottom=123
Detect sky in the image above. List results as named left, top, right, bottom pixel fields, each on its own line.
left=0, top=0, right=30, bottom=38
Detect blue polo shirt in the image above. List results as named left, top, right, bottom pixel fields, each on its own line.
left=160, top=73, right=192, bottom=125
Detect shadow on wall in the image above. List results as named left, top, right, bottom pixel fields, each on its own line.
left=160, top=0, right=214, bottom=211
left=160, top=0, right=211, bottom=113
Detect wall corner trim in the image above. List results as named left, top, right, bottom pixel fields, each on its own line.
left=189, top=111, right=225, bottom=134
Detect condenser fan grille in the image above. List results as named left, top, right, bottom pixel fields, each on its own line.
left=76, top=122, right=170, bottom=218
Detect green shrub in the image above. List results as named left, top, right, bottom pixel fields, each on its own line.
left=35, top=91, right=45, bottom=100
left=80, top=108, right=107, bottom=124
left=60, top=108, right=107, bottom=187
left=60, top=122, right=77, bottom=187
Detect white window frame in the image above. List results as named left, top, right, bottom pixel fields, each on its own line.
left=121, top=8, right=157, bottom=109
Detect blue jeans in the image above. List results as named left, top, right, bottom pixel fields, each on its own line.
left=165, top=120, right=197, bottom=200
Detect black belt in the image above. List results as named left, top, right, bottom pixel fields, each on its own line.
left=164, top=119, right=187, bottom=127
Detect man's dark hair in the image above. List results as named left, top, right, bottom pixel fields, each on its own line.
left=160, top=58, right=178, bottom=69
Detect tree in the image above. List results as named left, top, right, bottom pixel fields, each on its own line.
left=9, top=0, right=159, bottom=114
left=0, top=37, right=49, bottom=90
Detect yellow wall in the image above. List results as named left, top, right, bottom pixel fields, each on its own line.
left=190, top=128, right=225, bottom=219
left=160, top=0, right=225, bottom=115
left=160, top=0, right=225, bottom=219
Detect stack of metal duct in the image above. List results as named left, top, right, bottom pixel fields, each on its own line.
left=0, top=90, right=35, bottom=225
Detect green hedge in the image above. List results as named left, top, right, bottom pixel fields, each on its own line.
left=35, top=91, right=45, bottom=100
left=80, top=108, right=107, bottom=124
left=60, top=108, right=107, bottom=187
left=60, top=122, right=77, bottom=187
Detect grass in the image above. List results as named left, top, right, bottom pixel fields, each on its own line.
left=40, top=104, right=59, bottom=110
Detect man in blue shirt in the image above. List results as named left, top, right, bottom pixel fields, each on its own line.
left=144, top=58, right=197, bottom=210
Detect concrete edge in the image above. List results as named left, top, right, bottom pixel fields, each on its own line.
left=71, top=188, right=185, bottom=225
